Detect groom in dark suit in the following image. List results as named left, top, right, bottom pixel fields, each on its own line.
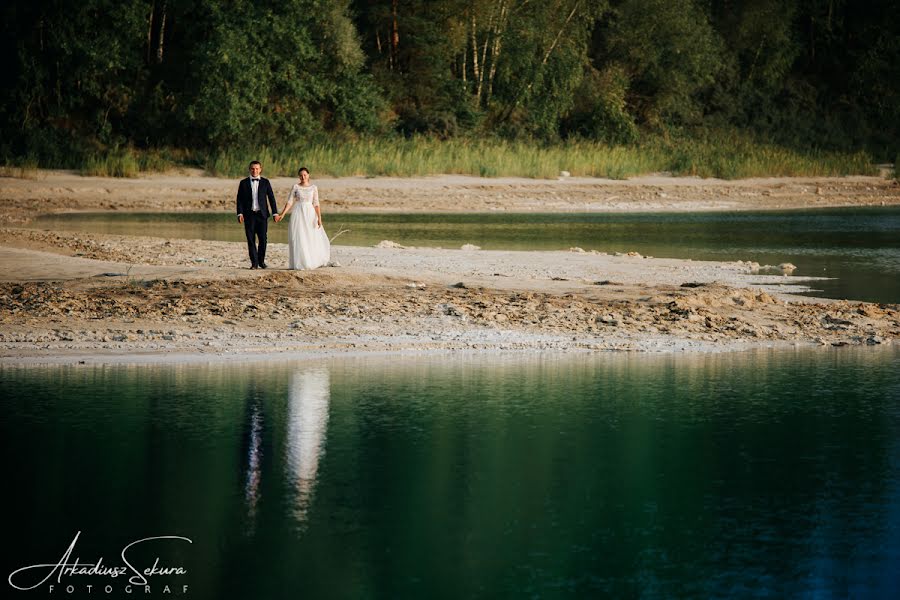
left=236, top=160, right=278, bottom=269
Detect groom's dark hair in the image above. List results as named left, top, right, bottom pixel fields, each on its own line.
left=249, top=160, right=261, bottom=168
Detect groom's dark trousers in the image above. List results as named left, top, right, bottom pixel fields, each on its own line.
left=236, top=177, right=278, bottom=267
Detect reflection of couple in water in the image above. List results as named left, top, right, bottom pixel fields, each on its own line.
left=235, top=160, right=330, bottom=271
left=242, top=368, right=330, bottom=528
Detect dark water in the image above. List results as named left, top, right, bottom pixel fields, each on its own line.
left=31, top=207, right=900, bottom=303
left=3, top=348, right=900, bottom=598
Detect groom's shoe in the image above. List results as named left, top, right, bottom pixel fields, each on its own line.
left=250, top=265, right=258, bottom=270
left=259, top=263, right=268, bottom=269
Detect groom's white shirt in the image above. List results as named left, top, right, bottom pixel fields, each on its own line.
left=251, top=178, right=260, bottom=211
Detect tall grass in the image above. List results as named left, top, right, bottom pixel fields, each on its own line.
left=202, top=134, right=876, bottom=179
left=4, top=133, right=878, bottom=179
left=0, top=158, right=40, bottom=179
left=82, top=147, right=176, bottom=177
left=652, top=133, right=876, bottom=179
left=203, top=138, right=669, bottom=179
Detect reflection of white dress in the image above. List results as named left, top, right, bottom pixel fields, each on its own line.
left=287, top=184, right=330, bottom=270
left=285, top=368, right=330, bottom=524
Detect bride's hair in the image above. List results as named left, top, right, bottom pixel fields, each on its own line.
left=298, top=167, right=309, bottom=176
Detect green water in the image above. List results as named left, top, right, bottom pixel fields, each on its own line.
left=3, top=348, right=900, bottom=598
left=31, top=207, right=900, bottom=303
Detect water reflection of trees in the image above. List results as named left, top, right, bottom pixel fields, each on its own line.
left=319, top=351, right=899, bottom=597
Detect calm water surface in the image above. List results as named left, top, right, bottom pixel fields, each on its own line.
left=3, top=348, right=899, bottom=598
left=32, top=207, right=900, bottom=303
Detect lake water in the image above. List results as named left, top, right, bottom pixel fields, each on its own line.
left=31, top=207, right=900, bottom=303
left=3, top=348, right=900, bottom=598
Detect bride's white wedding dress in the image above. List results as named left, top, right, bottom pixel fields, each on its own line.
left=286, top=184, right=330, bottom=270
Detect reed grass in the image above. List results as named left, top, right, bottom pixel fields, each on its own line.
left=201, top=135, right=876, bottom=179
left=201, top=138, right=670, bottom=179
left=6, top=133, right=878, bottom=179
left=652, top=134, right=876, bottom=179
left=81, top=147, right=176, bottom=177
left=0, top=158, right=40, bottom=179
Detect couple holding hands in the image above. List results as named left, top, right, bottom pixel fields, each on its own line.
left=236, top=160, right=331, bottom=270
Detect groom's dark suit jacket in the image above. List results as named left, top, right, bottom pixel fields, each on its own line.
left=236, top=177, right=278, bottom=219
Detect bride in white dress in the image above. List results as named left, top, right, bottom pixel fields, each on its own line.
left=275, top=167, right=330, bottom=269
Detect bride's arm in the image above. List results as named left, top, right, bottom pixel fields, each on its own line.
left=277, top=186, right=297, bottom=221
left=313, top=186, right=322, bottom=227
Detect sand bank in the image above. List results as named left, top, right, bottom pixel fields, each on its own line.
left=1, top=172, right=897, bottom=363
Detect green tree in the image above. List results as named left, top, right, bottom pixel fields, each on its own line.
left=353, top=0, right=475, bottom=137
left=0, top=0, right=384, bottom=155
left=594, top=0, right=725, bottom=129
left=0, top=0, right=150, bottom=160
left=2, top=0, right=898, bottom=161
left=562, top=63, right=637, bottom=143
left=353, top=0, right=603, bottom=139
left=183, top=0, right=383, bottom=146
left=488, top=0, right=604, bottom=139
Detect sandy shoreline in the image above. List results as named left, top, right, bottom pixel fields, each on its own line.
left=2, top=170, right=899, bottom=224
left=1, top=171, right=898, bottom=363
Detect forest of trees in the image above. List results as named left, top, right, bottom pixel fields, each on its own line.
left=1, top=0, right=897, bottom=166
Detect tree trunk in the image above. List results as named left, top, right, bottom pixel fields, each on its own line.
left=391, top=0, right=399, bottom=71
left=477, top=3, right=499, bottom=105
left=539, top=0, right=580, bottom=66
left=147, top=2, right=155, bottom=64
left=471, top=14, right=480, bottom=101
left=500, top=0, right=581, bottom=122
left=156, top=1, right=167, bottom=64
left=485, top=0, right=509, bottom=106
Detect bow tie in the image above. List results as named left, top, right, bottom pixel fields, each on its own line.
left=250, top=178, right=260, bottom=182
